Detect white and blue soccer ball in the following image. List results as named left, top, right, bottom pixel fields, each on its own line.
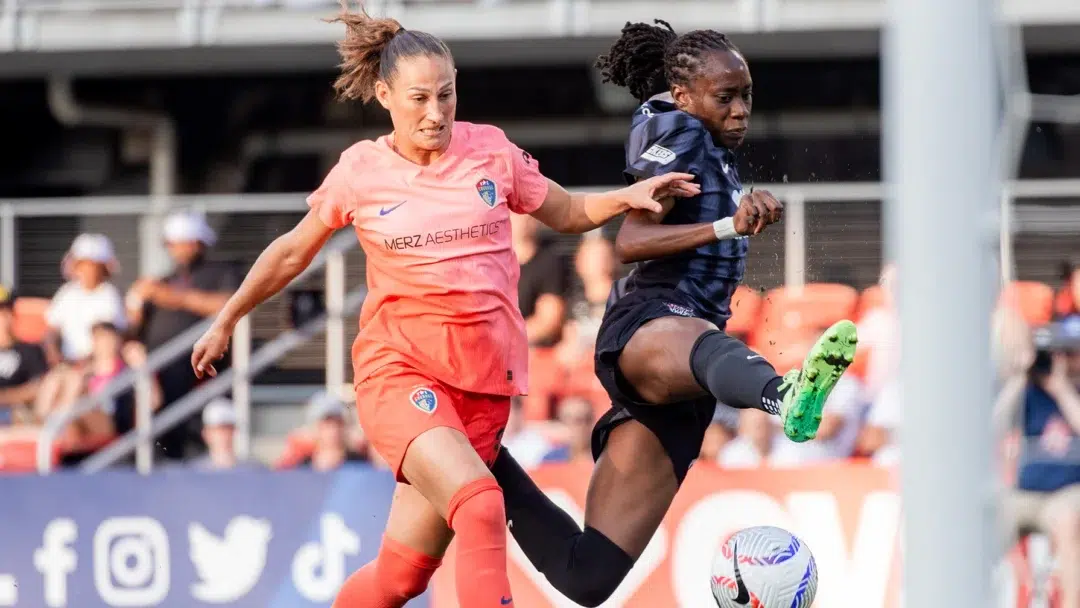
left=711, top=526, right=818, bottom=608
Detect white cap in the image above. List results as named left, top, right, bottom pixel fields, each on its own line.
left=164, top=211, right=217, bottom=246
left=306, top=391, right=347, bottom=423
left=202, top=398, right=237, bottom=427
left=63, top=233, right=119, bottom=277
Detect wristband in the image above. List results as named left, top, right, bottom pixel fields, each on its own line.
left=712, top=217, right=747, bottom=241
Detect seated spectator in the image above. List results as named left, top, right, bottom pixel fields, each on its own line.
left=699, top=404, right=739, bottom=464
left=43, top=233, right=127, bottom=367
left=127, top=211, right=240, bottom=460
left=771, top=374, right=867, bottom=466
left=720, top=409, right=775, bottom=468
left=299, top=392, right=367, bottom=472
left=563, top=235, right=616, bottom=351
left=856, top=380, right=901, bottom=466
left=541, top=396, right=596, bottom=464
left=1054, top=256, right=1079, bottom=319
left=0, top=288, right=48, bottom=425
left=996, top=315, right=1080, bottom=608
left=190, top=399, right=260, bottom=471
left=512, top=213, right=567, bottom=347
left=500, top=396, right=554, bottom=469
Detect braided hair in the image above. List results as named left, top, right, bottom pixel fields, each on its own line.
left=596, top=20, right=740, bottom=103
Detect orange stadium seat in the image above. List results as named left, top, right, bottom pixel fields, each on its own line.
left=760, top=283, right=859, bottom=332
left=750, top=328, right=822, bottom=374
left=999, top=281, right=1054, bottom=326
left=12, top=297, right=50, bottom=344
left=856, top=284, right=889, bottom=319
left=0, top=439, right=58, bottom=473
left=727, top=285, right=763, bottom=337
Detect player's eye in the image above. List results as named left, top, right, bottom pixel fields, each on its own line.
left=717, top=95, right=733, bottom=104
left=411, top=96, right=426, bottom=103
left=438, top=92, right=453, bottom=100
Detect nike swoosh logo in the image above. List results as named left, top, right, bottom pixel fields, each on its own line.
left=500, top=596, right=513, bottom=605
left=746, top=355, right=763, bottom=360
left=379, top=201, right=407, bottom=216
left=732, top=541, right=751, bottom=605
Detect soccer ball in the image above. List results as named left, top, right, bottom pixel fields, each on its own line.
left=711, top=526, right=818, bottom=608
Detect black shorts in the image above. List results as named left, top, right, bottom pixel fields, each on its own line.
left=591, top=287, right=720, bottom=484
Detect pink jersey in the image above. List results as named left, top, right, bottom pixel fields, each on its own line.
left=307, top=122, right=549, bottom=396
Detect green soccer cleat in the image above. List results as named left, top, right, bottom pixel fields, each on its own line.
left=778, top=319, right=859, bottom=443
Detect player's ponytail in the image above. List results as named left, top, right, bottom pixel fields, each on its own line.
left=328, top=1, right=452, bottom=103
left=595, top=20, right=677, bottom=103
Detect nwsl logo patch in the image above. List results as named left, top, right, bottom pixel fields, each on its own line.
left=476, top=178, right=498, bottom=207
left=409, top=388, right=438, bottom=414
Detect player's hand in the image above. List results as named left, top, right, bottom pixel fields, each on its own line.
left=734, top=189, right=783, bottom=235
left=622, top=172, right=700, bottom=214
left=191, top=322, right=232, bottom=379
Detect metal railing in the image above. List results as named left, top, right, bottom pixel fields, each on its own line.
left=35, top=229, right=357, bottom=474
left=7, top=178, right=1080, bottom=296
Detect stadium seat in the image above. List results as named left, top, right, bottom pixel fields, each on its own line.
left=760, top=283, right=859, bottom=332
left=750, top=328, right=822, bottom=373
left=0, top=439, right=58, bottom=473
left=999, top=281, right=1054, bottom=326
left=12, top=297, right=49, bottom=344
left=727, top=285, right=763, bottom=337
left=856, top=284, right=889, bottom=319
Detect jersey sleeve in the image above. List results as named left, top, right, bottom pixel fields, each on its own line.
left=506, top=142, right=549, bottom=215
left=623, top=114, right=707, bottom=184
left=306, top=154, right=359, bottom=230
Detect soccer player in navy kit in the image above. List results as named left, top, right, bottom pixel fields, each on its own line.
left=490, top=20, right=859, bottom=606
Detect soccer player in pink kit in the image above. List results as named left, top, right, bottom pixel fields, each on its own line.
left=189, top=5, right=699, bottom=608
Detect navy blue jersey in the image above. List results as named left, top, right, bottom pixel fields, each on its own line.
left=618, top=97, right=748, bottom=326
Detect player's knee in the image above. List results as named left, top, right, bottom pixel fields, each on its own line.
left=447, top=477, right=506, bottom=532
left=563, top=572, right=624, bottom=607
left=548, top=528, right=633, bottom=607
left=381, top=557, right=435, bottom=599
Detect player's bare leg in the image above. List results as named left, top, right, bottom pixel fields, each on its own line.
left=402, top=427, right=514, bottom=607
left=619, top=316, right=858, bottom=442
left=332, top=483, right=451, bottom=608
left=335, top=427, right=512, bottom=608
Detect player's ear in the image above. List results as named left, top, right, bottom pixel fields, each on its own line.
left=671, top=85, right=692, bottom=112
left=374, top=80, right=392, bottom=111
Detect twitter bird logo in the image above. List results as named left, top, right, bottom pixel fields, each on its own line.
left=189, top=516, right=272, bottom=603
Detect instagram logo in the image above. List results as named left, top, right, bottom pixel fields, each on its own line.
left=93, top=517, right=171, bottom=607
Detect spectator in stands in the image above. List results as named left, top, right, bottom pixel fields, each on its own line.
left=126, top=211, right=240, bottom=460
left=299, top=392, right=366, bottom=472
left=541, top=395, right=596, bottom=464
left=565, top=235, right=616, bottom=345
left=699, top=404, right=739, bottom=464
left=1054, top=256, right=1080, bottom=319
left=0, top=288, right=48, bottom=425
left=43, top=233, right=126, bottom=367
left=996, top=315, right=1080, bottom=608
left=500, top=396, right=554, bottom=469
left=190, top=398, right=258, bottom=471
left=511, top=212, right=567, bottom=347
left=720, top=409, right=775, bottom=468
left=771, top=374, right=867, bottom=466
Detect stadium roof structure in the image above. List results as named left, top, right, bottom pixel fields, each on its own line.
left=0, top=0, right=1079, bottom=77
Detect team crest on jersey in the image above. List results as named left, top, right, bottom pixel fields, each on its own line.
left=409, top=388, right=438, bottom=414
left=476, top=178, right=498, bottom=207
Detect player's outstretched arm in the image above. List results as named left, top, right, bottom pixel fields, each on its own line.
left=191, top=210, right=335, bottom=378
left=614, top=189, right=783, bottom=263
left=529, top=173, right=699, bottom=234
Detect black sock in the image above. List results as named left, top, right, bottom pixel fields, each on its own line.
left=491, top=449, right=633, bottom=607
left=761, top=376, right=787, bottom=415
left=689, top=330, right=782, bottom=412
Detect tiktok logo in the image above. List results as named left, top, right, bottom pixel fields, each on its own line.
left=291, top=513, right=360, bottom=602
